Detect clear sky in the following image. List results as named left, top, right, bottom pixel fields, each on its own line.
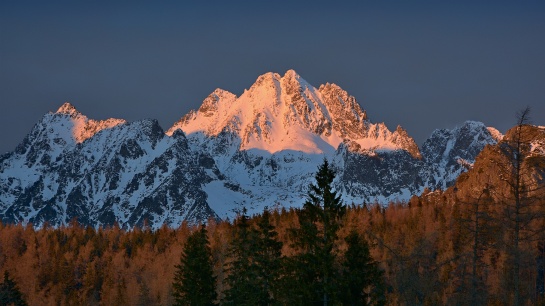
left=1, top=1, right=544, bottom=154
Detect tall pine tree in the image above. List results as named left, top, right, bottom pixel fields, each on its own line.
left=172, top=225, right=217, bottom=306
left=288, top=159, right=346, bottom=305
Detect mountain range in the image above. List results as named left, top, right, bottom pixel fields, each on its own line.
left=0, top=70, right=503, bottom=228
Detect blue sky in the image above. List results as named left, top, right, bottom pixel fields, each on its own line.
left=1, top=1, right=544, bottom=153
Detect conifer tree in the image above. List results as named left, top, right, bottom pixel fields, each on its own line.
left=136, top=280, right=153, bottom=306
left=341, top=230, right=385, bottom=306
left=223, top=207, right=284, bottom=305
left=173, top=225, right=217, bottom=306
left=289, top=159, right=346, bottom=305
left=223, top=208, right=258, bottom=305
left=253, top=208, right=283, bottom=305
left=0, top=271, right=28, bottom=306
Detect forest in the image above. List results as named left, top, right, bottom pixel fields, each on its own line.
left=1, top=115, right=544, bottom=305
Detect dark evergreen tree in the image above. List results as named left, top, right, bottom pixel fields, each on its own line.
left=223, top=208, right=259, bottom=305
left=0, top=271, right=28, bottom=306
left=253, top=208, right=283, bottom=305
left=173, top=225, right=217, bottom=306
left=223, top=207, right=284, bottom=306
left=341, top=230, right=385, bottom=306
left=288, top=159, right=346, bottom=305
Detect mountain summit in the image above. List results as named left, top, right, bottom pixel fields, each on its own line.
left=0, top=70, right=502, bottom=228
left=169, top=70, right=419, bottom=156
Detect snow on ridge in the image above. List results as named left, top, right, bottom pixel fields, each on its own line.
left=487, top=127, right=503, bottom=142
left=168, top=69, right=418, bottom=155
left=56, top=102, right=79, bottom=115
left=52, top=102, right=126, bottom=144
left=1, top=73, right=505, bottom=228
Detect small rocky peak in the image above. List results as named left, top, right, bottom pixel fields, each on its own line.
left=139, top=119, right=164, bottom=136
left=393, top=125, right=412, bottom=142
left=283, top=69, right=301, bottom=80
left=487, top=127, right=503, bottom=142
left=199, top=93, right=220, bottom=116
left=395, top=125, right=407, bottom=135
left=211, top=88, right=236, bottom=100
left=393, top=125, right=422, bottom=158
left=318, top=82, right=361, bottom=113
left=318, top=82, right=348, bottom=100
left=198, top=88, right=236, bottom=117
left=56, top=102, right=81, bottom=116
left=281, top=70, right=307, bottom=95
left=458, top=121, right=486, bottom=135
left=318, top=82, right=366, bottom=125
left=249, top=72, right=281, bottom=91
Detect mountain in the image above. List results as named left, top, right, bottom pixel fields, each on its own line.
left=420, top=121, right=501, bottom=190
left=0, top=105, right=221, bottom=227
left=168, top=70, right=420, bottom=157
left=0, top=70, right=502, bottom=228
left=441, top=124, right=545, bottom=205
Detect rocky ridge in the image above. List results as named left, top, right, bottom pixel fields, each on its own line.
left=0, top=70, right=503, bottom=228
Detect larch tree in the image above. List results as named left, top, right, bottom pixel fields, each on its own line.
left=492, top=107, right=545, bottom=305
left=172, top=225, right=217, bottom=306
left=454, top=183, right=495, bottom=305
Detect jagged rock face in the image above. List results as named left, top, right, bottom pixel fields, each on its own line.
left=169, top=70, right=420, bottom=156
left=335, top=143, right=424, bottom=204
left=0, top=70, right=505, bottom=228
left=421, top=121, right=499, bottom=189
left=450, top=125, right=545, bottom=202
left=0, top=110, right=219, bottom=229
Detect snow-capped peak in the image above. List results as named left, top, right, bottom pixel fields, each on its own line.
left=49, top=103, right=126, bottom=144
left=56, top=102, right=80, bottom=115
left=1, top=72, right=512, bottom=229
left=284, top=68, right=299, bottom=78
left=198, top=89, right=237, bottom=117
left=169, top=70, right=419, bottom=156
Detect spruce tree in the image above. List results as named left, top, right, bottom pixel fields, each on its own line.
left=253, top=208, right=283, bottom=305
left=341, top=230, right=385, bottom=306
left=223, top=208, right=283, bottom=306
left=223, top=208, right=259, bottom=305
left=173, top=225, right=217, bottom=306
left=0, top=271, right=28, bottom=306
left=289, top=159, right=346, bottom=305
